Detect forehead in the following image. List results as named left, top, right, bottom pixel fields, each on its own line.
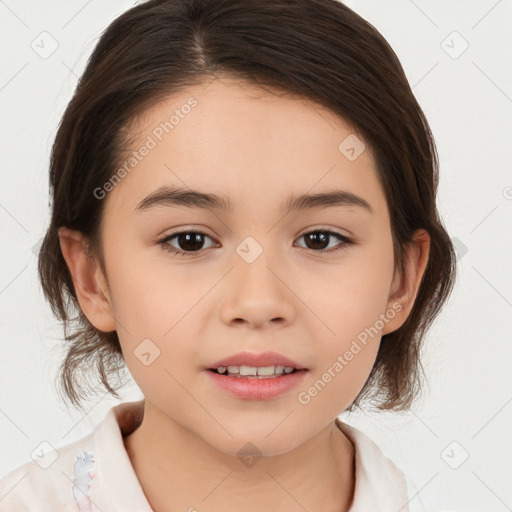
left=103, top=76, right=387, bottom=219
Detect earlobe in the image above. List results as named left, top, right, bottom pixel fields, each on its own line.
left=382, top=229, right=430, bottom=335
left=58, top=227, right=117, bottom=333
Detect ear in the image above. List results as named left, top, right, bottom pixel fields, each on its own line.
left=58, top=227, right=117, bottom=333
left=381, top=229, right=430, bottom=335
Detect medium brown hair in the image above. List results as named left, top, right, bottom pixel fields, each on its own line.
left=38, top=0, right=457, bottom=412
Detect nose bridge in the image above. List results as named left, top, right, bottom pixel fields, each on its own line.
left=220, top=233, right=294, bottom=327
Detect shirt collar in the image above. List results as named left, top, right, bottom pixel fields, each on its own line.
left=93, top=401, right=409, bottom=511
left=335, top=417, right=410, bottom=511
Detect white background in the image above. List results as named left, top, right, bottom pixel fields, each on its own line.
left=0, top=1, right=511, bottom=510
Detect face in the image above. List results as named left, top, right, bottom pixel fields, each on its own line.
left=78, top=76, right=409, bottom=456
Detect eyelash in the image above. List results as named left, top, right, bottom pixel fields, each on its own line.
left=157, top=228, right=354, bottom=258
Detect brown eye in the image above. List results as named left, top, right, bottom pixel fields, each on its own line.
left=173, top=232, right=206, bottom=252
left=159, top=230, right=216, bottom=256
left=295, top=230, right=354, bottom=254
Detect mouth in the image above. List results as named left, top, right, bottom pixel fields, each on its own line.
left=206, top=350, right=307, bottom=374
left=208, top=365, right=302, bottom=379
left=205, top=351, right=308, bottom=399
left=206, top=365, right=308, bottom=400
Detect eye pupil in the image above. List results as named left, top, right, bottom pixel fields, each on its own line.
left=305, top=232, right=329, bottom=250
left=163, top=229, right=349, bottom=257
left=178, top=232, right=204, bottom=252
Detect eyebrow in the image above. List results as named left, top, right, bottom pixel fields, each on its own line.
left=134, top=185, right=373, bottom=215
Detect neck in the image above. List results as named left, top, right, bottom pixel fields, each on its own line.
left=124, top=401, right=355, bottom=512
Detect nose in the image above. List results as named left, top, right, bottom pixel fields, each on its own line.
left=219, top=249, right=296, bottom=329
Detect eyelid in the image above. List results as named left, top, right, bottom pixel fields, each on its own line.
left=294, top=228, right=354, bottom=255
left=157, top=226, right=355, bottom=258
left=298, top=225, right=352, bottom=238
left=158, top=228, right=217, bottom=254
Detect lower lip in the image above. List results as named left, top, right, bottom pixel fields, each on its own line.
left=206, top=369, right=308, bottom=400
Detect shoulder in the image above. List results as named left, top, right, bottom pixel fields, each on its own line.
left=0, top=400, right=149, bottom=512
left=0, top=431, right=96, bottom=511
left=335, top=418, right=410, bottom=511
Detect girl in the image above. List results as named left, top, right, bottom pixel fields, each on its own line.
left=0, top=0, right=456, bottom=510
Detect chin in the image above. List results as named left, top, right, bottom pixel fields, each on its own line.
left=202, top=428, right=304, bottom=461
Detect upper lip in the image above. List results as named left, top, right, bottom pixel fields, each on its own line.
left=207, top=351, right=307, bottom=370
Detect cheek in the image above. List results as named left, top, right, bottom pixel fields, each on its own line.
left=298, top=283, right=386, bottom=415
left=296, top=241, right=394, bottom=406
left=105, top=237, right=204, bottom=335
left=104, top=245, right=207, bottom=380
left=304, top=244, right=394, bottom=343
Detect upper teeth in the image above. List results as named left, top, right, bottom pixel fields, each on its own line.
left=217, top=365, right=295, bottom=376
